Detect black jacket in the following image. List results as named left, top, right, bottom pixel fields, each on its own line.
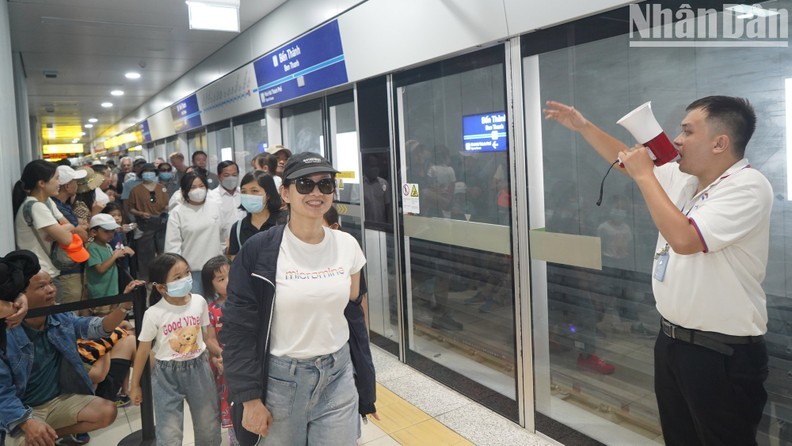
left=219, top=225, right=376, bottom=445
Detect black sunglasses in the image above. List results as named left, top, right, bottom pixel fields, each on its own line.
left=294, top=178, right=335, bottom=195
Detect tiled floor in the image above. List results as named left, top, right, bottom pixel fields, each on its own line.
left=85, top=345, right=557, bottom=445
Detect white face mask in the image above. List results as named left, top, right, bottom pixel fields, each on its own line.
left=188, top=187, right=207, bottom=203
left=95, top=188, right=109, bottom=206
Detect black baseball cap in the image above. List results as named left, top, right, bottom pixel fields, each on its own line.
left=282, top=152, right=338, bottom=180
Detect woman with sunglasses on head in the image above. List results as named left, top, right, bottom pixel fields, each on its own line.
left=127, top=163, right=169, bottom=281
left=226, top=171, right=286, bottom=260
left=220, top=152, right=377, bottom=446
left=165, top=171, right=225, bottom=295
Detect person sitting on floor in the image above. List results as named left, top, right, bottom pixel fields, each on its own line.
left=0, top=269, right=141, bottom=446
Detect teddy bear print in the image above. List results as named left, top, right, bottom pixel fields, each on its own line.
left=168, top=325, right=200, bottom=354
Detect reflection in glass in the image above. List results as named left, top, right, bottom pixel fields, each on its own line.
left=396, top=48, right=517, bottom=419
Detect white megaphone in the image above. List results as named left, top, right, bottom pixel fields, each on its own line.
left=617, top=101, right=680, bottom=167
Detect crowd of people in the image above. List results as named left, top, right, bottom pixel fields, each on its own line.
left=3, top=146, right=377, bottom=446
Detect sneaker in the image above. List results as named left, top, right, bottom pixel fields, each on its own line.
left=577, top=354, right=615, bottom=375
left=431, top=313, right=463, bottom=331
left=56, top=433, right=90, bottom=445
left=115, top=394, right=131, bottom=408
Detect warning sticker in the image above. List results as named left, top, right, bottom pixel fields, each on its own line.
left=402, top=182, right=419, bottom=214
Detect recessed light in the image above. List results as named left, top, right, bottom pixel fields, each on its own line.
left=80, top=132, right=86, bottom=136
left=101, top=102, right=113, bottom=108
left=88, top=118, right=98, bottom=123
left=110, top=90, right=124, bottom=96
left=125, top=72, right=141, bottom=80
left=84, top=124, right=93, bottom=128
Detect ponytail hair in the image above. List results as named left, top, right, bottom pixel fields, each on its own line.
left=148, top=253, right=189, bottom=305
left=13, top=160, right=57, bottom=218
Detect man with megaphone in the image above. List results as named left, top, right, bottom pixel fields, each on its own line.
left=544, top=97, right=772, bottom=445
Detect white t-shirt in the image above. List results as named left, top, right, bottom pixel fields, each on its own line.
left=269, top=226, right=366, bottom=359
left=14, top=197, right=65, bottom=278
left=652, top=159, right=772, bottom=336
left=138, top=294, right=210, bottom=361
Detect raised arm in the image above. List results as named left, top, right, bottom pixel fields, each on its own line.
left=543, top=101, right=630, bottom=167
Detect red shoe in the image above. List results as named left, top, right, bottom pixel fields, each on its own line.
left=577, top=354, right=615, bottom=374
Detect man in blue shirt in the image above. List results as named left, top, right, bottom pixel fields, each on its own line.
left=0, top=270, right=132, bottom=446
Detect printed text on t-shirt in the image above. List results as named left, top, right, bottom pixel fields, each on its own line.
left=285, top=267, right=345, bottom=280
left=162, top=315, right=202, bottom=336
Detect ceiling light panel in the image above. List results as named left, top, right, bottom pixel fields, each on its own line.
left=186, top=0, right=240, bottom=32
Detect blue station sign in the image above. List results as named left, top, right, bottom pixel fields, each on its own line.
left=462, top=111, right=508, bottom=152
left=171, top=94, right=202, bottom=133
left=253, top=20, right=348, bottom=107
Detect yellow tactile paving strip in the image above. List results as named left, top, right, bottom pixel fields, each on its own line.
left=371, top=384, right=474, bottom=446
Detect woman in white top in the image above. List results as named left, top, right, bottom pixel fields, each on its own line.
left=164, top=171, right=224, bottom=295
left=12, top=160, right=77, bottom=302
left=220, top=153, right=375, bottom=445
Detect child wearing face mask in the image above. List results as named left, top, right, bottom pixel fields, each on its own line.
left=129, top=253, right=222, bottom=446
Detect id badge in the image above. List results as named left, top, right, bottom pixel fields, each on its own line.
left=653, top=252, right=669, bottom=282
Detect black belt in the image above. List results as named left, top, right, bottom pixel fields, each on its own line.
left=661, top=318, right=764, bottom=356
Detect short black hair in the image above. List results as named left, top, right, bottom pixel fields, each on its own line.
left=217, top=160, right=238, bottom=176
left=192, top=150, right=207, bottom=162
left=201, top=255, right=231, bottom=301
left=686, top=96, right=756, bottom=158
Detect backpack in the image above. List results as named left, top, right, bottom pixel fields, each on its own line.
left=22, top=200, right=79, bottom=271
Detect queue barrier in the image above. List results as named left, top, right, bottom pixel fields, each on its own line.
left=26, top=285, right=155, bottom=446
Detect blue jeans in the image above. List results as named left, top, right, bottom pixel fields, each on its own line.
left=190, top=270, right=204, bottom=296
left=262, top=344, right=358, bottom=445
left=152, top=352, right=220, bottom=446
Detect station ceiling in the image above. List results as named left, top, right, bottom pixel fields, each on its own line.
left=9, top=0, right=287, bottom=148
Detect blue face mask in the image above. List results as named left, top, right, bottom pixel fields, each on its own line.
left=240, top=193, right=265, bottom=214
left=159, top=172, right=174, bottom=181
left=142, top=172, right=157, bottom=183
left=166, top=276, right=192, bottom=297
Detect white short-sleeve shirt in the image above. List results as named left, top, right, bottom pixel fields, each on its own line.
left=270, top=226, right=366, bottom=359
left=138, top=294, right=210, bottom=361
left=652, top=159, right=772, bottom=336
left=14, top=197, right=64, bottom=277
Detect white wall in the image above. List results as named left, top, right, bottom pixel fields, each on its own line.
left=0, top=1, right=21, bottom=254
left=106, top=0, right=632, bottom=141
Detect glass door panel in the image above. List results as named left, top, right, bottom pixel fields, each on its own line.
left=394, top=46, right=518, bottom=421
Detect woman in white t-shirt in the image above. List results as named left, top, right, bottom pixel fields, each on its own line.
left=128, top=253, right=222, bottom=445
left=165, top=171, right=225, bottom=295
left=12, top=160, right=77, bottom=301
left=221, top=152, right=376, bottom=446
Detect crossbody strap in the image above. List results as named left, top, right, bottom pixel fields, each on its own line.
left=22, top=200, right=54, bottom=254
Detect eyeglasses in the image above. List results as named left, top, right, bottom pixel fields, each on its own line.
left=294, top=178, right=335, bottom=195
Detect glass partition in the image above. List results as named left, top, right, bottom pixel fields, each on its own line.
left=394, top=46, right=518, bottom=421
left=525, top=4, right=792, bottom=444
left=282, top=99, right=324, bottom=156
left=233, top=110, right=269, bottom=176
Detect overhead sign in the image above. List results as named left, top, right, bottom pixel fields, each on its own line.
left=43, top=144, right=84, bottom=155
left=139, top=120, right=152, bottom=143
left=463, top=111, right=507, bottom=152
left=253, top=20, right=348, bottom=107
left=171, top=94, right=202, bottom=133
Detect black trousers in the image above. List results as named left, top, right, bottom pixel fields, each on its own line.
left=654, top=330, right=768, bottom=446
